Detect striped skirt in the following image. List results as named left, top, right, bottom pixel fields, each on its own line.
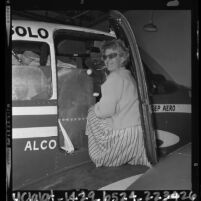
left=85, top=107, right=151, bottom=168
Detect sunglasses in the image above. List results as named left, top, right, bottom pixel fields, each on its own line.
left=102, top=52, right=118, bottom=61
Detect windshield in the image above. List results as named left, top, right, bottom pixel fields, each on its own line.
left=12, top=41, right=52, bottom=100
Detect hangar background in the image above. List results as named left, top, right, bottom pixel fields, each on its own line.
left=12, top=10, right=191, bottom=88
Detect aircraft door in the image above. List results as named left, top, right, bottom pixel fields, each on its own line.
left=109, top=10, right=158, bottom=164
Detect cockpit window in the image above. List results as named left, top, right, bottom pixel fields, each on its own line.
left=12, top=41, right=52, bottom=100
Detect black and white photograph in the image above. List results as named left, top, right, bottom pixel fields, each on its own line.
left=6, top=1, right=199, bottom=200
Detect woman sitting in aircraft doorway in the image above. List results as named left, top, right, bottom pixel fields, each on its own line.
left=85, top=39, right=151, bottom=168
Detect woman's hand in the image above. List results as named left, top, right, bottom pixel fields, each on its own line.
left=88, top=105, right=95, bottom=112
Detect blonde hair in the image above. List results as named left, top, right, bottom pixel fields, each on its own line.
left=101, top=39, right=130, bottom=66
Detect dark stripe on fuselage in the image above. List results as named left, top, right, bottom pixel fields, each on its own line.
left=12, top=99, right=57, bottom=107
left=13, top=115, right=57, bottom=128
